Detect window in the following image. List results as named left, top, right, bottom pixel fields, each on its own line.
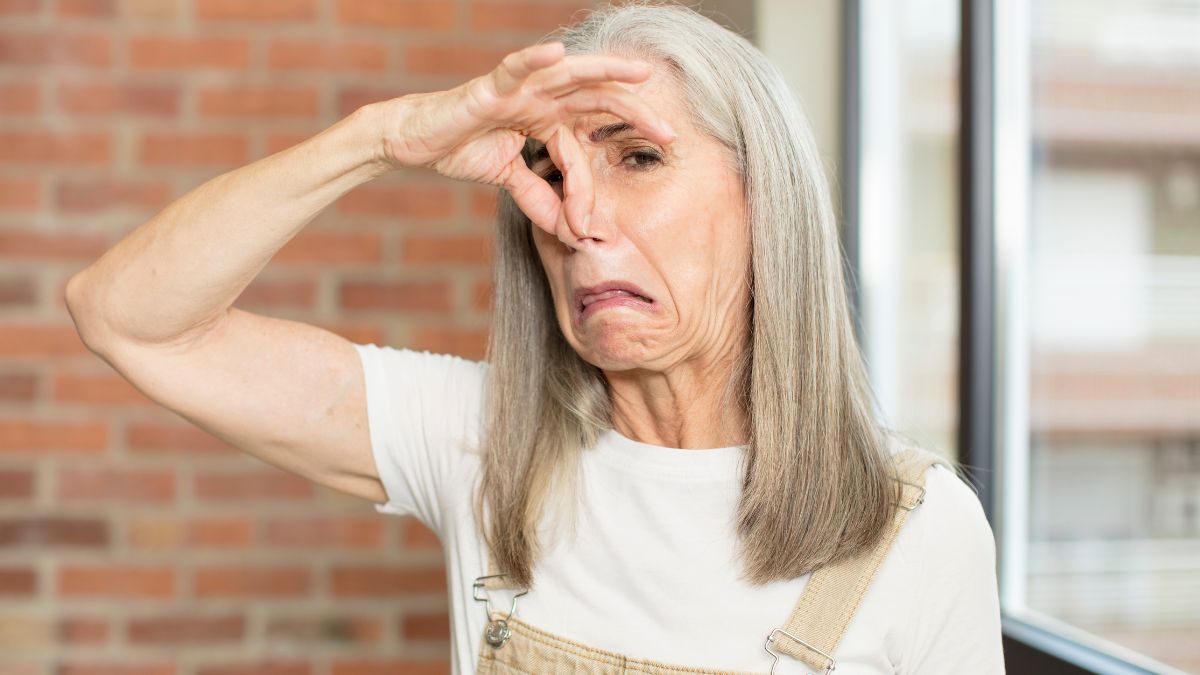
left=998, top=0, right=1200, bottom=672
left=851, top=0, right=1200, bottom=671
left=854, top=0, right=961, bottom=459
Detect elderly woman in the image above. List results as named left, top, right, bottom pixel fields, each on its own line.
left=65, top=3, right=1003, bottom=674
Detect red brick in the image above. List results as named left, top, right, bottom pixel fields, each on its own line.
left=57, top=616, right=110, bottom=644
left=126, top=614, right=245, bottom=645
left=232, top=278, right=317, bottom=310
left=404, top=44, right=509, bottom=77
left=0, top=418, right=107, bottom=453
left=137, top=132, right=247, bottom=166
left=59, top=81, right=179, bottom=116
left=262, top=517, right=384, bottom=549
left=330, top=661, right=449, bottom=675
left=0, top=469, right=35, bottom=498
left=273, top=230, right=383, bottom=265
left=187, top=517, right=252, bottom=547
left=336, top=87, right=409, bottom=117
left=55, top=177, right=171, bottom=212
left=329, top=564, right=446, bottom=596
left=339, top=280, right=451, bottom=312
left=0, top=276, right=36, bottom=307
left=125, top=422, right=240, bottom=457
left=265, top=615, right=382, bottom=645
left=193, top=470, right=315, bottom=501
left=411, top=327, right=488, bottom=360
left=0, top=81, right=39, bottom=114
left=0, top=177, right=40, bottom=211
left=335, top=0, right=452, bottom=29
left=193, top=567, right=310, bottom=598
left=53, top=371, right=158, bottom=406
left=337, top=184, right=455, bottom=219
left=268, top=40, right=387, bottom=72
left=128, top=36, right=250, bottom=70
left=198, top=86, right=319, bottom=118
left=401, top=611, right=448, bottom=640
left=0, top=372, right=36, bottom=401
left=470, top=279, right=493, bottom=312
left=57, top=662, right=177, bottom=672
left=0, top=130, right=111, bottom=165
left=0, top=0, right=39, bottom=15
left=196, top=0, right=313, bottom=21
left=469, top=2, right=585, bottom=32
left=59, top=564, right=175, bottom=598
left=471, top=186, right=499, bottom=217
left=0, top=228, right=109, bottom=260
left=0, top=568, right=36, bottom=596
left=57, top=0, right=115, bottom=17
left=0, top=32, right=112, bottom=67
left=127, top=516, right=182, bottom=549
left=195, top=663, right=310, bottom=675
left=401, top=234, right=492, bottom=265
left=0, top=324, right=94, bottom=358
left=402, top=518, right=440, bottom=549
left=0, top=517, right=109, bottom=547
left=55, top=465, right=175, bottom=503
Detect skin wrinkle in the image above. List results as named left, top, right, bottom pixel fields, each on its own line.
left=528, top=65, right=751, bottom=450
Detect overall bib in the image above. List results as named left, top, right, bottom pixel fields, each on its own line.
left=472, top=444, right=948, bottom=675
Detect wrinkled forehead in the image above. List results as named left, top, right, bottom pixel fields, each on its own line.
left=522, top=61, right=683, bottom=165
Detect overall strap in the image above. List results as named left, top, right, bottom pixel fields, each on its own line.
left=767, top=443, right=948, bottom=672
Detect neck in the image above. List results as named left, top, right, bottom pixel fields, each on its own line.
left=603, top=342, right=749, bottom=450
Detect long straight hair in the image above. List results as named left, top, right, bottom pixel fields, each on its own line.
left=472, top=0, right=962, bottom=590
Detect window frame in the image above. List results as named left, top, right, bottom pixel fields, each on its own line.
left=843, top=0, right=1192, bottom=672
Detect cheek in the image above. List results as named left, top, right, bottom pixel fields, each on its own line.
left=531, top=234, right=568, bottom=303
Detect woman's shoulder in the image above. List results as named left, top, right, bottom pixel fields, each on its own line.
left=355, top=343, right=491, bottom=393
left=895, top=449, right=997, bottom=573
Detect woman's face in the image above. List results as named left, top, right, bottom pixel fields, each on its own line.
left=528, top=67, right=751, bottom=372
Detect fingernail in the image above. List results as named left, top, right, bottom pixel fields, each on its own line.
left=582, top=213, right=591, bottom=236
left=661, top=121, right=677, bottom=139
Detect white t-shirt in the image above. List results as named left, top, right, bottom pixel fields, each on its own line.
left=353, top=343, right=1005, bottom=675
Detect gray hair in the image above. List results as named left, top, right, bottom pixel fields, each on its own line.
left=472, top=0, right=961, bottom=590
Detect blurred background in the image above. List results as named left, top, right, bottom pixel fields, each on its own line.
left=0, top=0, right=1196, bottom=673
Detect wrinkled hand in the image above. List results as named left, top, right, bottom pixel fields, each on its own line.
left=376, top=41, right=677, bottom=238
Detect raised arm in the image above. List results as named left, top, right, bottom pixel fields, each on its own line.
left=63, top=41, right=676, bottom=504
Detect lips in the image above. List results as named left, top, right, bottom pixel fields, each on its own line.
left=573, top=281, right=655, bottom=322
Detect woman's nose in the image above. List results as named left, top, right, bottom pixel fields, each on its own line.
left=556, top=169, right=617, bottom=250
left=557, top=202, right=616, bottom=250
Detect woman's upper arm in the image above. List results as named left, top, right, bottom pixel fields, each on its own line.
left=901, top=464, right=1006, bottom=674
left=354, top=342, right=488, bottom=535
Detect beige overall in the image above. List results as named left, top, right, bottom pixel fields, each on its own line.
left=472, top=444, right=949, bottom=675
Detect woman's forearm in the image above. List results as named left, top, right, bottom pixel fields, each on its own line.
left=66, top=102, right=393, bottom=350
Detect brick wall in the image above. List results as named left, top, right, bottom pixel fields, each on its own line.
left=0, top=0, right=613, bottom=672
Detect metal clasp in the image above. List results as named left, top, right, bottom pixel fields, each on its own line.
left=472, top=573, right=527, bottom=648
left=894, top=478, right=926, bottom=511
left=764, top=627, right=836, bottom=675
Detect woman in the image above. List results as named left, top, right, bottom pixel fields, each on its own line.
left=64, top=2, right=1004, bottom=673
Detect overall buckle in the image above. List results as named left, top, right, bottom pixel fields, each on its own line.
left=472, top=573, right=527, bottom=648
left=764, top=627, right=836, bottom=674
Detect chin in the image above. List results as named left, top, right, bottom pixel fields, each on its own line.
left=571, top=329, right=658, bottom=371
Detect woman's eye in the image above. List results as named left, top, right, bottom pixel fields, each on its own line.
left=540, top=149, right=661, bottom=184
left=624, top=150, right=662, bottom=168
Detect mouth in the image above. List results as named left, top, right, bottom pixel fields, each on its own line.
left=573, top=280, right=655, bottom=324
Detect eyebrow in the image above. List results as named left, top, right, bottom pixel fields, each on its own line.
left=529, top=122, right=638, bottom=165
